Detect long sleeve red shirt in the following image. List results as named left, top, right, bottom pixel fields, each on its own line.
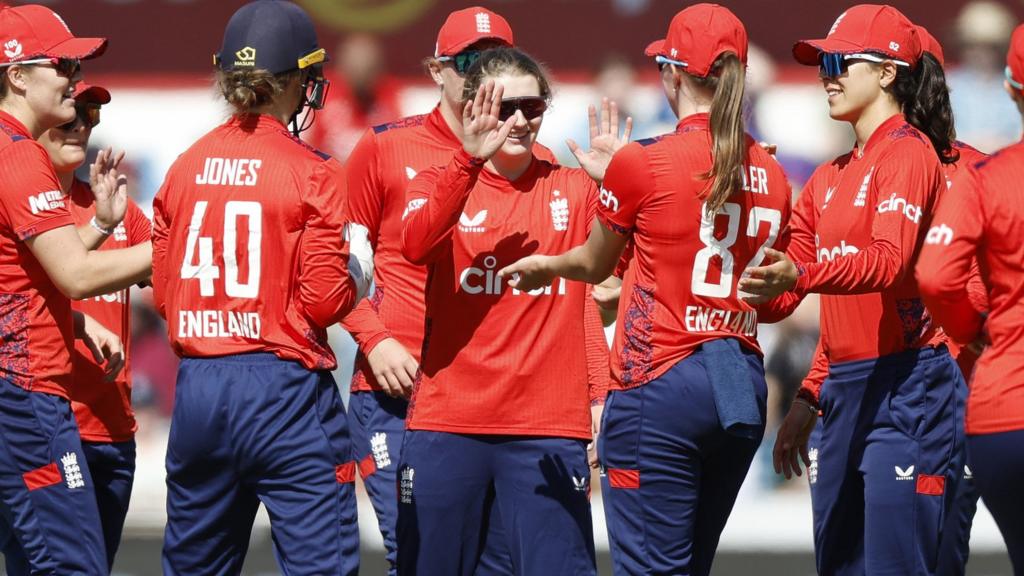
left=916, top=141, right=1024, bottom=435
left=152, top=114, right=355, bottom=370
left=401, top=150, right=607, bottom=439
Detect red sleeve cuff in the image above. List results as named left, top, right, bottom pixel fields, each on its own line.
left=15, top=213, right=74, bottom=241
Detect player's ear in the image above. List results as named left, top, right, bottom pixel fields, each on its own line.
left=878, top=60, right=898, bottom=90
left=5, top=64, right=28, bottom=93
left=425, top=58, right=445, bottom=87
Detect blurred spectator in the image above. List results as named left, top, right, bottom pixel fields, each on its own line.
left=305, top=33, right=403, bottom=160
left=129, top=289, right=178, bottom=418
left=947, top=0, right=1021, bottom=151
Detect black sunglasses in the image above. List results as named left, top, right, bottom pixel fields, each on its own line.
left=498, top=96, right=547, bottom=121
left=20, top=57, right=81, bottom=78
left=57, top=104, right=101, bottom=131
left=439, top=50, right=481, bottom=75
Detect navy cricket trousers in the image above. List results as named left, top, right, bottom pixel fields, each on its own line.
left=810, top=346, right=966, bottom=576
left=162, top=353, right=359, bottom=576
left=598, top=346, right=767, bottom=576
left=968, top=429, right=1024, bottom=575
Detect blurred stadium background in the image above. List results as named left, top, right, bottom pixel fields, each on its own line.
left=11, top=0, right=1023, bottom=573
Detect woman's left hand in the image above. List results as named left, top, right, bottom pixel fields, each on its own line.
left=738, top=248, right=798, bottom=304
left=567, top=98, right=632, bottom=183
left=76, top=312, right=125, bottom=382
left=90, top=147, right=129, bottom=231
left=497, top=254, right=556, bottom=292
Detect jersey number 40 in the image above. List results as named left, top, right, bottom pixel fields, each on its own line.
left=692, top=202, right=781, bottom=298
left=180, top=200, right=262, bottom=298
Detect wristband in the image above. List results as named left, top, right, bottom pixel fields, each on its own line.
left=89, top=216, right=115, bottom=236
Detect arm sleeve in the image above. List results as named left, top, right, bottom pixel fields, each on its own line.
left=795, top=148, right=940, bottom=294
left=582, top=182, right=610, bottom=405
left=914, top=168, right=985, bottom=344
left=965, top=258, right=990, bottom=314
left=757, top=171, right=807, bottom=323
left=0, top=141, right=74, bottom=240
left=297, top=160, right=357, bottom=327
left=796, top=338, right=828, bottom=406
left=150, top=181, right=171, bottom=318
left=595, top=143, right=651, bottom=237
left=401, top=149, right=482, bottom=265
left=338, top=129, right=392, bottom=353
left=126, top=199, right=152, bottom=245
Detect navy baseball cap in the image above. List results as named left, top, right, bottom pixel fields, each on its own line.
left=214, top=0, right=326, bottom=74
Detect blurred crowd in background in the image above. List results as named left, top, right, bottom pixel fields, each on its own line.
left=50, top=0, right=1023, bottom=543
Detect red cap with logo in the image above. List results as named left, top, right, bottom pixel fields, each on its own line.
left=1006, top=24, right=1024, bottom=90
left=644, top=3, right=747, bottom=77
left=0, top=4, right=106, bottom=65
left=915, top=25, right=945, bottom=67
left=73, top=82, right=110, bottom=105
left=793, top=4, right=922, bottom=67
left=435, top=7, right=514, bottom=58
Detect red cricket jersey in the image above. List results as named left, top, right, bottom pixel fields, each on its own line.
left=342, top=107, right=577, bottom=394
left=401, top=150, right=607, bottom=439
left=798, top=140, right=990, bottom=396
left=597, top=113, right=793, bottom=390
left=916, top=141, right=1024, bottom=435
left=0, top=111, right=76, bottom=398
left=304, top=74, right=403, bottom=160
left=67, top=178, right=151, bottom=442
left=152, top=114, right=356, bottom=371
left=783, top=114, right=946, bottom=402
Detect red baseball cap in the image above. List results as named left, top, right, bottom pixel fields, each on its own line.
left=73, top=82, right=110, bottom=105
left=915, top=25, right=945, bottom=67
left=644, top=3, right=747, bottom=78
left=1006, top=24, right=1024, bottom=90
left=793, top=5, right=921, bottom=68
left=434, top=7, right=513, bottom=57
left=0, top=5, right=106, bottom=66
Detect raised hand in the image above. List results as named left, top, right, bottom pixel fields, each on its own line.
left=90, top=146, right=129, bottom=231
left=461, top=80, right=516, bottom=161
left=567, top=97, right=633, bottom=183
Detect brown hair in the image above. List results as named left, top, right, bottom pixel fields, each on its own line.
left=690, top=53, right=747, bottom=214
left=216, top=68, right=300, bottom=112
left=461, top=47, right=552, bottom=103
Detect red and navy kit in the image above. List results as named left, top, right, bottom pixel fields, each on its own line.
left=397, top=150, right=605, bottom=575
left=152, top=114, right=359, bottom=575
left=594, top=113, right=791, bottom=575
left=0, top=111, right=76, bottom=399
left=152, top=114, right=356, bottom=369
left=67, top=178, right=151, bottom=442
left=773, top=114, right=965, bottom=576
left=597, top=113, right=792, bottom=389
left=0, top=111, right=107, bottom=574
left=401, top=151, right=608, bottom=439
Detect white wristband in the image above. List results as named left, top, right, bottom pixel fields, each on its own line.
left=89, top=216, right=115, bottom=236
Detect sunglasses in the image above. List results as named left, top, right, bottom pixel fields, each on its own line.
left=655, top=54, right=688, bottom=72
left=818, top=52, right=910, bottom=78
left=498, top=96, right=547, bottom=121
left=16, top=57, right=81, bottom=78
left=56, top=104, right=101, bottom=131
left=437, top=50, right=481, bottom=74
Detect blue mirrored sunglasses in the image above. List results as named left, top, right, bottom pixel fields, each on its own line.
left=437, top=50, right=481, bottom=74
left=818, top=52, right=910, bottom=78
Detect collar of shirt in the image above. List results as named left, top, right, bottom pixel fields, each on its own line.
left=227, top=113, right=289, bottom=132
left=0, top=110, right=32, bottom=140
left=675, top=112, right=710, bottom=134
left=425, top=105, right=462, bottom=149
left=476, top=155, right=543, bottom=191
left=853, top=113, right=906, bottom=159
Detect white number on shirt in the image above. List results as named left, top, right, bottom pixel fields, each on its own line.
left=691, top=202, right=782, bottom=298
left=180, top=200, right=262, bottom=298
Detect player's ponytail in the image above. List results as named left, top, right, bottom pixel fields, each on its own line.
left=217, top=68, right=301, bottom=113
left=890, top=52, right=958, bottom=164
left=693, top=52, right=747, bottom=214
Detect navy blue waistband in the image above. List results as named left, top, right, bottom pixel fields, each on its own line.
left=180, top=352, right=287, bottom=366
left=828, top=345, right=950, bottom=379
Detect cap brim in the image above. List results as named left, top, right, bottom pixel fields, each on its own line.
left=73, top=84, right=110, bottom=105
left=644, top=39, right=665, bottom=57
left=44, top=37, right=108, bottom=60
left=792, top=37, right=864, bottom=65
left=438, top=34, right=513, bottom=57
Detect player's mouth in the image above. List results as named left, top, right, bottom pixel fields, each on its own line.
left=506, top=129, right=531, bottom=143
left=825, top=86, right=843, bottom=102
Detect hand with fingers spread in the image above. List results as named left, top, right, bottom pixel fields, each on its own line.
left=568, top=98, right=633, bottom=183
left=367, top=338, right=419, bottom=399
left=497, top=254, right=556, bottom=293
left=773, top=400, right=818, bottom=480
left=738, top=248, right=798, bottom=304
left=90, top=146, right=129, bottom=231
left=461, top=80, right=516, bottom=161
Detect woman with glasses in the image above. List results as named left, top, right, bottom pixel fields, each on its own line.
left=0, top=4, right=150, bottom=574
left=151, top=1, right=370, bottom=574
left=916, top=23, right=1024, bottom=575
left=737, top=5, right=966, bottom=574
left=500, top=5, right=792, bottom=574
left=397, top=46, right=610, bottom=575
left=35, top=83, right=152, bottom=572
